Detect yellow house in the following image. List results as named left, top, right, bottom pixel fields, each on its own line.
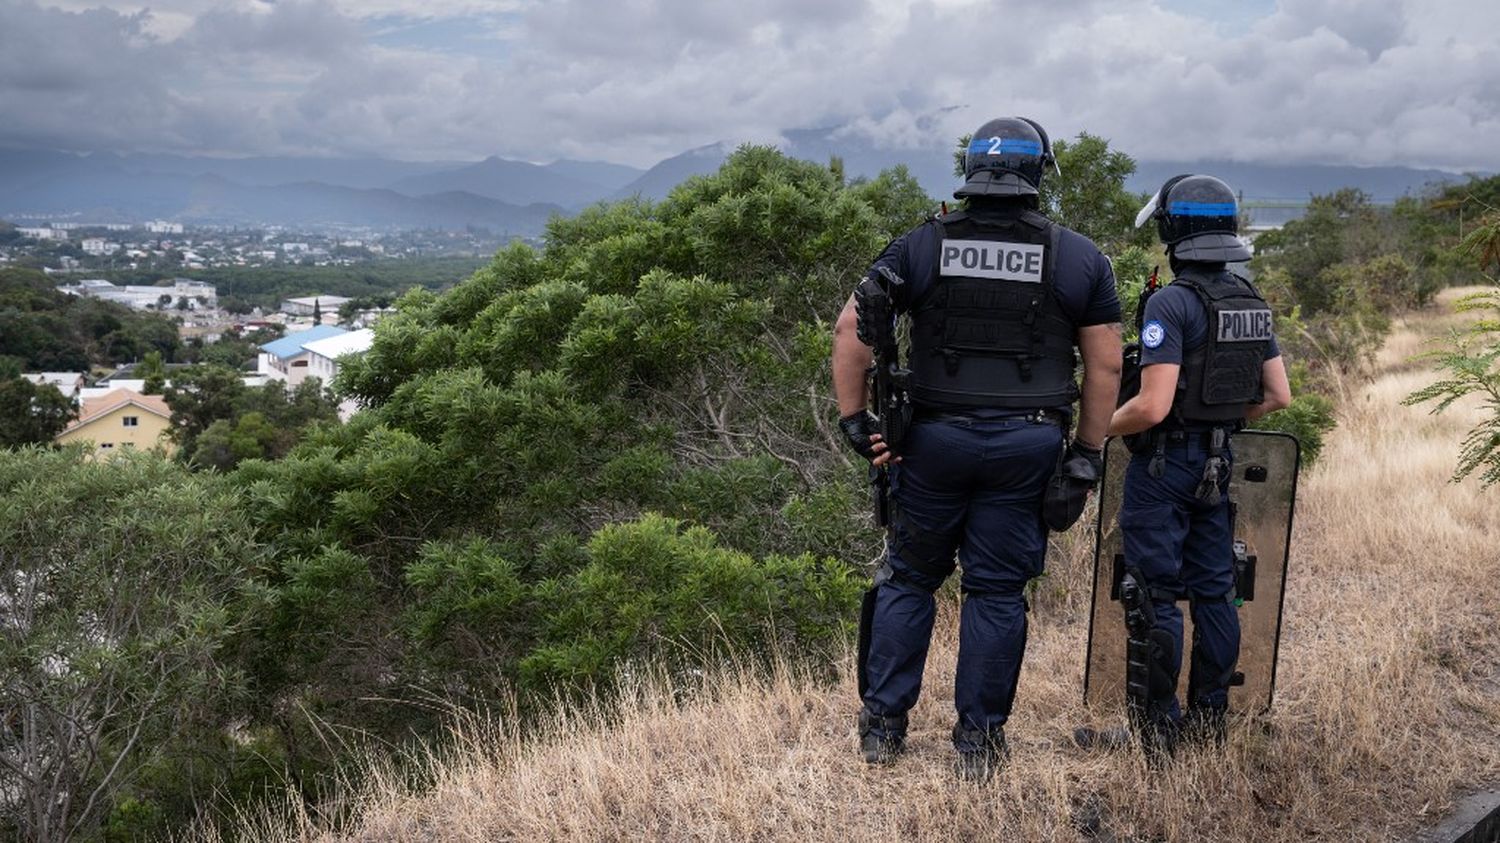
left=54, top=389, right=175, bottom=457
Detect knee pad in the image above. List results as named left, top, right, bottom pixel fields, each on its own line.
left=1146, top=628, right=1180, bottom=703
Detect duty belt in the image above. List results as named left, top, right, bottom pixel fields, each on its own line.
left=915, top=409, right=1067, bottom=427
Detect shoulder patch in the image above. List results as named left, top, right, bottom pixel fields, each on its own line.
left=1142, top=320, right=1166, bottom=349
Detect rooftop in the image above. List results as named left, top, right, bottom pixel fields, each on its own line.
left=302, top=328, right=375, bottom=360
left=260, top=325, right=348, bottom=360
left=61, top=389, right=171, bottom=434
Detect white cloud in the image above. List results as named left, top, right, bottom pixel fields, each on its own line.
left=0, top=0, right=1496, bottom=171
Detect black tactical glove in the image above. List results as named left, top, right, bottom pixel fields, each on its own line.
left=839, top=411, right=881, bottom=461
left=1043, top=440, right=1104, bottom=532
left=1069, top=441, right=1104, bottom=483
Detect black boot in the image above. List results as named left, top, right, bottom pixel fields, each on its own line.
left=952, top=724, right=1008, bottom=782
left=1180, top=704, right=1228, bottom=747
left=858, top=709, right=907, bottom=764
left=1127, top=701, right=1180, bottom=765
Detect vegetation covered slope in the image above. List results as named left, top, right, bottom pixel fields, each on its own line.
left=219, top=289, right=1500, bottom=843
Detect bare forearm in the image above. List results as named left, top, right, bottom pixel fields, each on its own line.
left=832, top=305, right=872, bottom=416
left=1108, top=397, right=1160, bottom=437
left=1074, top=322, right=1123, bottom=449
left=1075, top=369, right=1116, bottom=448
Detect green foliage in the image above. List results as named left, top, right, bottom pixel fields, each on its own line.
left=0, top=377, right=76, bottom=448
left=218, top=148, right=914, bottom=782
left=1111, top=245, right=1156, bottom=342
left=138, top=350, right=166, bottom=394
left=165, top=366, right=339, bottom=468
left=0, top=267, right=181, bottom=369
left=0, top=449, right=267, bottom=841
left=521, top=515, right=859, bottom=686
left=1039, top=133, right=1155, bottom=253
left=1405, top=289, right=1500, bottom=487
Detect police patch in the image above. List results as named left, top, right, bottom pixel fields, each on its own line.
left=1217, top=309, right=1274, bottom=342
left=939, top=239, right=1045, bottom=283
left=1142, top=320, right=1166, bottom=349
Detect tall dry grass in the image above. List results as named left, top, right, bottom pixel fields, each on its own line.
left=206, top=289, right=1500, bottom=842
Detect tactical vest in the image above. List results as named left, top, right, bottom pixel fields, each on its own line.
left=1165, top=267, right=1272, bottom=427
left=907, top=210, right=1077, bottom=410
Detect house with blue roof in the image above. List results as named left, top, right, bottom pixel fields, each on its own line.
left=257, top=325, right=348, bottom=387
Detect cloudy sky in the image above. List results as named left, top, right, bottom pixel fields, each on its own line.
left=2, top=0, right=1497, bottom=170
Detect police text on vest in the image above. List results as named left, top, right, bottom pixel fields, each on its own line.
left=1216, top=309, right=1274, bottom=342
left=939, top=239, right=1045, bottom=283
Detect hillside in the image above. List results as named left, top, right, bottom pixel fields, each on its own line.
left=222, top=289, right=1500, bottom=841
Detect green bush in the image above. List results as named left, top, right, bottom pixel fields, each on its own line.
left=0, top=448, right=268, bottom=841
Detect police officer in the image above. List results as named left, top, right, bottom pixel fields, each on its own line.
left=1107, top=174, right=1291, bottom=754
left=831, top=117, right=1123, bottom=778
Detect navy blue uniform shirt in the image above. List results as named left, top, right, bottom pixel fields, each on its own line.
left=1139, top=281, right=1281, bottom=366
left=867, top=205, right=1122, bottom=327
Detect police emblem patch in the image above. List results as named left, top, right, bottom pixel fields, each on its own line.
left=1142, top=320, right=1166, bottom=349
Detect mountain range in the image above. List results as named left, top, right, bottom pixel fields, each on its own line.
left=0, top=131, right=1483, bottom=234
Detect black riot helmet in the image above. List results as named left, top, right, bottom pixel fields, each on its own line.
left=1134, top=174, right=1252, bottom=262
left=955, top=117, right=1059, bottom=199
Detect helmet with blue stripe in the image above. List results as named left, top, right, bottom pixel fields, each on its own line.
left=955, top=117, right=1056, bottom=199
left=1135, top=173, right=1252, bottom=262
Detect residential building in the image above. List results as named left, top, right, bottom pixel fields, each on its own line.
left=257, top=325, right=348, bottom=387
left=301, top=329, right=375, bottom=420
left=20, top=372, right=87, bottom=399
left=146, top=220, right=184, bottom=234
left=81, top=238, right=119, bottom=256
left=54, top=389, right=173, bottom=456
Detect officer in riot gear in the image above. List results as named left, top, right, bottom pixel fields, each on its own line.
left=831, top=117, right=1123, bottom=779
left=1106, top=174, right=1292, bottom=755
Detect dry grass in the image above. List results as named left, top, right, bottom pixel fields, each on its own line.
left=208, top=288, right=1500, bottom=843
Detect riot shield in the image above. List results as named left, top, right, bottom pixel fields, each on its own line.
left=1082, top=431, right=1300, bottom=712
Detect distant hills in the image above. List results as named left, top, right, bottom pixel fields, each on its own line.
left=0, top=132, right=1484, bottom=233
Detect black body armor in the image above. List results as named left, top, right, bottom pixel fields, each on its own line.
left=1165, top=267, right=1272, bottom=427
left=905, top=210, right=1077, bottom=411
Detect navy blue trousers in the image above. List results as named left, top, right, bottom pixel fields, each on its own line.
left=861, top=417, right=1063, bottom=739
left=1120, top=439, right=1240, bottom=719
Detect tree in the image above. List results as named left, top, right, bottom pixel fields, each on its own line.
left=0, top=268, right=180, bottom=369
left=0, top=378, right=76, bottom=448
left=138, top=350, right=167, bottom=395
left=229, top=146, right=909, bottom=779
left=1405, top=216, right=1500, bottom=487
left=0, top=449, right=265, bottom=841
left=189, top=411, right=278, bottom=472
left=312, top=297, right=322, bottom=326
left=164, top=365, right=246, bottom=455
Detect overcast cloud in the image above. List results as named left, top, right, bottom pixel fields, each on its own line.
left=1, top=0, right=1497, bottom=170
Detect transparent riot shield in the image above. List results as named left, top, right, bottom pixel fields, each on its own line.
left=1082, top=431, right=1300, bottom=712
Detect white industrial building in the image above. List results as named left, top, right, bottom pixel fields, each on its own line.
left=280, top=295, right=351, bottom=317
left=18, top=227, right=65, bottom=241
left=56, top=278, right=217, bottom=310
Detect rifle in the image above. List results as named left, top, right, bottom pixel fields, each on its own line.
left=852, top=266, right=912, bottom=526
